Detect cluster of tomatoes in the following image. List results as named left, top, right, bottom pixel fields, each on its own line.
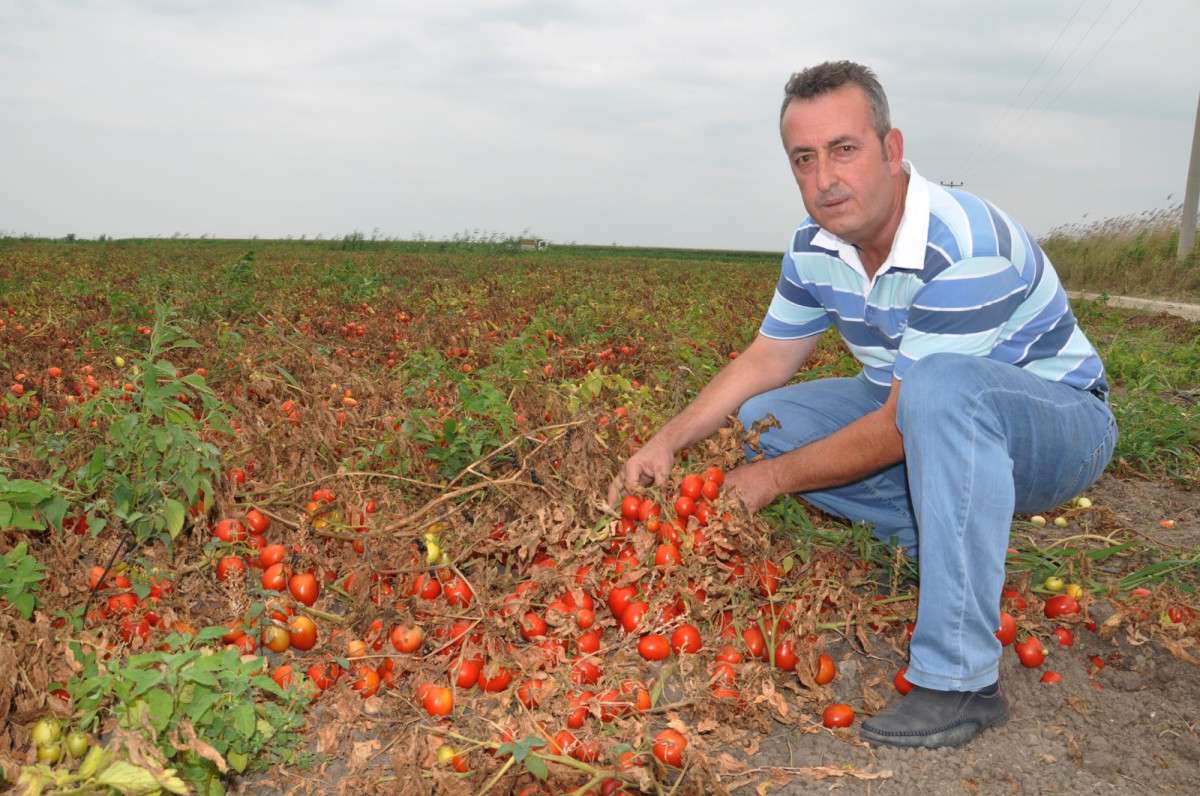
left=82, top=563, right=172, bottom=645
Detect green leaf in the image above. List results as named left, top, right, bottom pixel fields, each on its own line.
left=226, top=749, right=249, bottom=773
left=163, top=498, right=185, bottom=539
left=182, top=668, right=219, bottom=687
left=145, top=688, right=174, bottom=732
left=0, top=502, right=12, bottom=528
left=525, top=754, right=549, bottom=781
left=231, top=701, right=256, bottom=740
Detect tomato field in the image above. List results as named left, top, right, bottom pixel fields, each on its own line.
left=1, top=238, right=1199, bottom=795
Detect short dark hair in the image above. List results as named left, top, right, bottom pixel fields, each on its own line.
left=780, top=61, right=891, bottom=143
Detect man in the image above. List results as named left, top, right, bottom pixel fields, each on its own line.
left=608, top=61, right=1117, bottom=748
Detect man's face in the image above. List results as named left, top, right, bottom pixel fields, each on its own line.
left=780, top=84, right=904, bottom=244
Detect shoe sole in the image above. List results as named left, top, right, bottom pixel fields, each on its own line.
left=860, top=710, right=1009, bottom=750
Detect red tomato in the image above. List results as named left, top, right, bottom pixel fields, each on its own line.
left=815, top=653, right=837, bottom=685
left=638, top=634, right=670, bottom=661
left=570, top=657, right=602, bottom=685
left=289, top=572, right=320, bottom=606
left=478, top=665, right=513, bottom=693
left=450, top=656, right=482, bottom=689
left=216, top=556, right=246, bottom=582
left=652, top=729, right=687, bottom=767
left=261, top=562, right=288, bottom=591
left=566, top=691, right=593, bottom=729
left=702, top=466, right=724, bottom=486
left=700, top=479, right=720, bottom=501
left=655, top=543, right=682, bottom=569
left=637, top=499, right=661, bottom=523
left=756, top=561, right=781, bottom=597
left=575, top=607, right=595, bottom=629
left=742, top=626, right=766, bottom=659
left=620, top=601, right=649, bottom=634
left=352, top=667, right=380, bottom=698
left=671, top=624, right=702, bottom=655
left=288, top=616, right=317, bottom=651
left=773, top=639, right=798, bottom=672
left=107, top=592, right=138, bottom=615
left=259, top=544, right=287, bottom=568
left=1053, top=627, right=1074, bottom=647
left=679, top=474, right=704, bottom=500
left=244, top=508, right=270, bottom=535
left=1040, top=670, right=1063, bottom=684
left=894, top=665, right=913, bottom=694
left=442, top=577, right=474, bottom=608
left=673, top=495, right=695, bottom=519
left=995, top=611, right=1017, bottom=646
left=607, top=585, right=638, bottom=617
left=577, top=629, right=602, bottom=654
left=412, top=573, right=442, bottom=600
left=271, top=664, right=294, bottom=689
left=1015, top=636, right=1046, bottom=668
left=212, top=519, right=246, bottom=543
left=715, top=644, right=743, bottom=664
left=822, top=703, right=855, bottom=728
left=306, top=662, right=341, bottom=690
left=620, top=495, right=641, bottom=520
left=390, top=624, right=424, bottom=654
left=520, top=611, right=548, bottom=641
left=516, top=679, right=547, bottom=708
left=1044, top=595, right=1080, bottom=619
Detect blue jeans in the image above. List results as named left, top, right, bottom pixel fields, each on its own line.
left=737, top=353, right=1118, bottom=691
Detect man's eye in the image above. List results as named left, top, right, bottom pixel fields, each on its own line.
left=840, top=145, right=854, bottom=153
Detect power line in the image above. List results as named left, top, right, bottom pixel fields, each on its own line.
left=959, top=0, right=1087, bottom=174
left=969, top=0, right=1143, bottom=178
left=964, top=0, right=1115, bottom=181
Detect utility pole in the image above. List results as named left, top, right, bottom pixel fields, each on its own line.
left=1180, top=90, right=1200, bottom=260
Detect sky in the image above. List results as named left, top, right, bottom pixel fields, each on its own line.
left=1, top=0, right=1197, bottom=250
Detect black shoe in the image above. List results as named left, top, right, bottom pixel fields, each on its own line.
left=860, top=682, right=1008, bottom=749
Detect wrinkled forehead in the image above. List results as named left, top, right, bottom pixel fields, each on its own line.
left=780, top=85, right=875, bottom=148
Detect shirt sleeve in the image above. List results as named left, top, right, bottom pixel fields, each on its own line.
left=894, top=255, right=1027, bottom=380
left=758, top=251, right=833, bottom=340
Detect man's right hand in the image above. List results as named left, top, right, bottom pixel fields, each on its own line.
left=606, top=439, right=675, bottom=509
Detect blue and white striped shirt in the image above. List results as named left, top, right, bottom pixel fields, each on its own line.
left=760, top=162, right=1107, bottom=402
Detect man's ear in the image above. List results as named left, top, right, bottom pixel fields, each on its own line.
left=884, top=127, right=904, bottom=172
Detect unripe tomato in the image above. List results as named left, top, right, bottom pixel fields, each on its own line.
left=244, top=509, right=270, bottom=535
left=421, top=684, right=454, bottom=715
left=289, top=572, right=320, bottom=606
left=36, top=742, right=63, bottom=764
left=652, top=728, right=687, bottom=767
left=65, top=730, right=89, bottom=759
left=815, top=653, right=837, bottom=685
left=822, top=703, right=855, bottom=728
left=262, top=624, right=291, bottom=653
left=638, top=634, right=670, bottom=661
left=1043, top=575, right=1065, bottom=593
left=671, top=624, right=702, bottom=655
left=288, top=615, right=317, bottom=651
left=30, top=718, right=61, bottom=746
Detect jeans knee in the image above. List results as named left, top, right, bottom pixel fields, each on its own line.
left=897, top=353, right=982, bottom=431
left=737, top=392, right=772, bottom=432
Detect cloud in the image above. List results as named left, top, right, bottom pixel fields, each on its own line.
left=0, top=0, right=1196, bottom=246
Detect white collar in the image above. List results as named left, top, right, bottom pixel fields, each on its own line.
left=809, top=160, right=931, bottom=283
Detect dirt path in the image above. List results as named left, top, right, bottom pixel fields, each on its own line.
left=1068, top=291, right=1200, bottom=322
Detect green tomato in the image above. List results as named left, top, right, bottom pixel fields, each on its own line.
left=30, top=717, right=61, bottom=747
left=36, top=742, right=63, bottom=764
left=65, top=730, right=90, bottom=758
left=1044, top=575, right=1066, bottom=593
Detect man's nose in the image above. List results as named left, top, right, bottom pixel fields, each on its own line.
left=814, top=155, right=836, bottom=193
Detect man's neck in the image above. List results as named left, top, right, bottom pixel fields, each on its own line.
left=856, top=170, right=910, bottom=278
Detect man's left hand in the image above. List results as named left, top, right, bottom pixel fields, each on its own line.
left=722, top=460, right=782, bottom=514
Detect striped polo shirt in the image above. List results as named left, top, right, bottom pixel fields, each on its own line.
left=760, top=161, right=1108, bottom=402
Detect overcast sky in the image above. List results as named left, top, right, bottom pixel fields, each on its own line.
left=2, top=0, right=1196, bottom=250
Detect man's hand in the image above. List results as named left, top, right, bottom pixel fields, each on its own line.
left=607, top=439, right=675, bottom=508
left=722, top=460, right=783, bottom=514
